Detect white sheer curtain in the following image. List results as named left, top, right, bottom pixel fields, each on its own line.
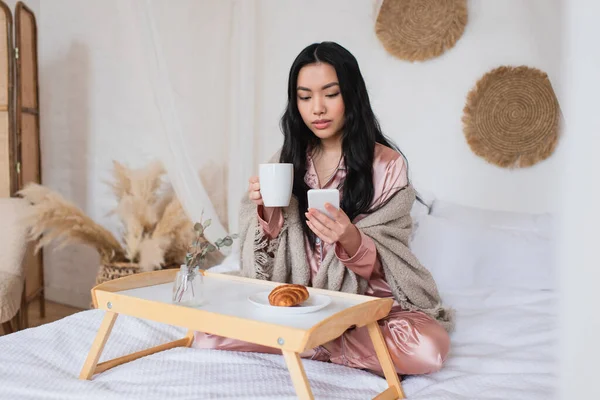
left=131, top=0, right=257, bottom=244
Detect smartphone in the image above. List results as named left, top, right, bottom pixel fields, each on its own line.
left=307, top=189, right=340, bottom=220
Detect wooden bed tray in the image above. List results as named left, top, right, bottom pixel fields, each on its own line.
left=79, top=269, right=405, bottom=400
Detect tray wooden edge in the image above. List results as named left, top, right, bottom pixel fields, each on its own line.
left=94, top=290, right=306, bottom=351
left=92, top=269, right=381, bottom=302
left=92, top=269, right=178, bottom=294
left=91, top=269, right=394, bottom=352
left=301, top=297, right=393, bottom=350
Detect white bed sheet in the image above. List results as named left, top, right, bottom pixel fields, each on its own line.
left=0, top=285, right=556, bottom=399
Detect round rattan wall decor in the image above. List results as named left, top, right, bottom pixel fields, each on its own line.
left=462, top=66, right=560, bottom=169
left=375, top=0, right=468, bottom=62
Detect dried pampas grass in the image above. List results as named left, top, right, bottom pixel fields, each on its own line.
left=18, top=159, right=225, bottom=281
left=108, top=161, right=166, bottom=227
left=107, top=160, right=165, bottom=203
left=138, top=197, right=194, bottom=272
left=108, top=161, right=167, bottom=261
left=18, top=183, right=126, bottom=264
left=116, top=196, right=146, bottom=262
left=138, top=236, right=171, bottom=272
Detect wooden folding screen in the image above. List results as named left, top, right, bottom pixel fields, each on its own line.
left=0, top=2, right=14, bottom=198
left=0, top=1, right=43, bottom=328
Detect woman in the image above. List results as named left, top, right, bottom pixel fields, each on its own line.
left=194, top=41, right=453, bottom=376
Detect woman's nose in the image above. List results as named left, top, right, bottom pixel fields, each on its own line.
left=312, top=96, right=326, bottom=115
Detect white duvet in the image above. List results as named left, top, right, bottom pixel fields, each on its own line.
left=0, top=285, right=556, bottom=400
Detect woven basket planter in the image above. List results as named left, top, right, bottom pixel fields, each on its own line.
left=95, top=262, right=142, bottom=286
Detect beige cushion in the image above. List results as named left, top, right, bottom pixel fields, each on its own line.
left=0, top=198, right=31, bottom=323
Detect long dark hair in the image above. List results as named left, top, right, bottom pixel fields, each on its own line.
left=279, top=41, right=409, bottom=247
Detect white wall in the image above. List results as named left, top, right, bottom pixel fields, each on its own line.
left=37, top=0, right=240, bottom=308
left=255, top=0, right=562, bottom=214
left=36, top=0, right=563, bottom=308
left=38, top=0, right=161, bottom=307
left=38, top=0, right=235, bottom=308
left=1, top=0, right=39, bottom=21
left=558, top=0, right=600, bottom=398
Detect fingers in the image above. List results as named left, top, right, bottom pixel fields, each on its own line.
left=249, top=191, right=263, bottom=205
left=306, top=219, right=335, bottom=245
left=248, top=177, right=260, bottom=191
left=249, top=191, right=262, bottom=201
left=307, top=208, right=337, bottom=230
left=248, top=176, right=263, bottom=205
left=250, top=196, right=263, bottom=206
left=305, top=210, right=338, bottom=244
left=323, top=203, right=344, bottom=221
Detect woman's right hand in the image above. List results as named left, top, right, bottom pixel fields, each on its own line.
left=248, top=176, right=263, bottom=206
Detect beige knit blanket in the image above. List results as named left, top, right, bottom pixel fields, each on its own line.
left=237, top=184, right=454, bottom=332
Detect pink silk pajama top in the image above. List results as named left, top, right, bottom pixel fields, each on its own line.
left=258, top=143, right=408, bottom=307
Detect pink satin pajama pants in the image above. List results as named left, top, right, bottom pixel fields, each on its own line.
left=193, top=308, right=450, bottom=376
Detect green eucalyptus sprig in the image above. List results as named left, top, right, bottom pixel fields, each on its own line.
left=184, top=213, right=238, bottom=272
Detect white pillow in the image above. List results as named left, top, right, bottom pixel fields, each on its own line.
left=408, top=188, right=433, bottom=242
left=410, top=186, right=434, bottom=219
left=409, top=214, right=555, bottom=293
left=430, top=199, right=553, bottom=238
left=208, top=246, right=241, bottom=273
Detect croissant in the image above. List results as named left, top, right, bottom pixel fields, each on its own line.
left=268, top=284, right=309, bottom=307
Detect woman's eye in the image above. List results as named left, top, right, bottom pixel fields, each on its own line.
left=326, top=92, right=340, bottom=98
left=298, top=96, right=311, bottom=101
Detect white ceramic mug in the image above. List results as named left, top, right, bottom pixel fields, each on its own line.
left=259, top=163, right=294, bottom=207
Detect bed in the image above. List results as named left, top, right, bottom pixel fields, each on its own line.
left=0, top=199, right=557, bottom=399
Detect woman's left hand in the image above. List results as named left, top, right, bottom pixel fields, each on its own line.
left=305, top=204, right=362, bottom=256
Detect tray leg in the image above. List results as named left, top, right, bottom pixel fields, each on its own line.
left=79, top=311, right=118, bottom=380
left=367, top=321, right=405, bottom=399
left=184, top=329, right=195, bottom=346
left=82, top=324, right=196, bottom=378
left=282, top=350, right=314, bottom=400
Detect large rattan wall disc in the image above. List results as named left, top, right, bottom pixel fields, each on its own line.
left=462, top=66, right=560, bottom=168
left=375, top=0, right=468, bottom=62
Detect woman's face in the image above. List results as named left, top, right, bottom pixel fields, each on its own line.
left=296, top=63, right=345, bottom=142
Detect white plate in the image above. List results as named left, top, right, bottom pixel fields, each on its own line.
left=248, top=291, right=331, bottom=314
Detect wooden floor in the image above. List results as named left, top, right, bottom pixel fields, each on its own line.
left=0, top=299, right=83, bottom=335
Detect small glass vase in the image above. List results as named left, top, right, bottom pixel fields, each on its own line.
left=172, top=265, right=204, bottom=307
